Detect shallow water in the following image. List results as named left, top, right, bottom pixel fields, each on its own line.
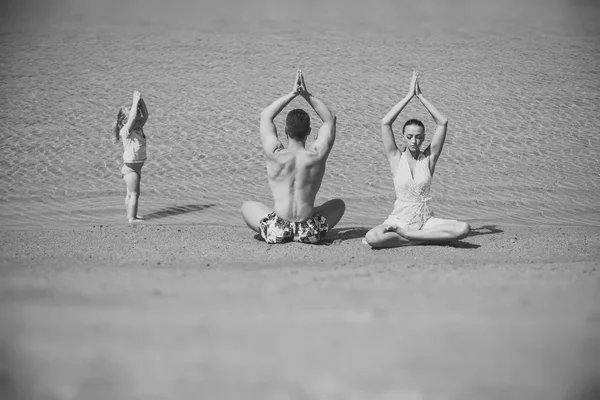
left=1, top=0, right=599, bottom=230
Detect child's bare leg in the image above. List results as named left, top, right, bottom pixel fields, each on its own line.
left=124, top=195, right=143, bottom=219
left=123, top=172, right=141, bottom=222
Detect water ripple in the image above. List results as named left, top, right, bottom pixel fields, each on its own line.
left=1, top=0, right=599, bottom=229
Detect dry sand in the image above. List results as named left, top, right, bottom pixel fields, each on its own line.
left=1, top=224, right=599, bottom=400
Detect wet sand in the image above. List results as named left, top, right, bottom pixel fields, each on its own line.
left=1, top=224, right=599, bottom=399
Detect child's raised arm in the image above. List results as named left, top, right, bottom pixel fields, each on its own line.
left=138, top=96, right=149, bottom=127
left=123, top=91, right=142, bottom=133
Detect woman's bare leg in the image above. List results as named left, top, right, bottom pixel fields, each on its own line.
left=365, top=224, right=411, bottom=248
left=396, top=220, right=471, bottom=244
left=366, top=220, right=470, bottom=248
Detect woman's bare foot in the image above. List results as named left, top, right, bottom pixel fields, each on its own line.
left=392, top=224, right=410, bottom=238
left=384, top=224, right=409, bottom=238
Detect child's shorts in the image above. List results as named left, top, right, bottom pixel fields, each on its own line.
left=121, top=162, right=144, bottom=178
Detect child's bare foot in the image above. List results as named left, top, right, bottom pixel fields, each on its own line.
left=128, top=217, right=144, bottom=223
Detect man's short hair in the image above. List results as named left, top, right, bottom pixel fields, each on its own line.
left=286, top=109, right=311, bottom=139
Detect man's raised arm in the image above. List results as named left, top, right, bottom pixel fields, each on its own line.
left=298, top=71, right=336, bottom=156
left=260, top=71, right=302, bottom=154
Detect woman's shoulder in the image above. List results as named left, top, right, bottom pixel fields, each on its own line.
left=388, top=150, right=403, bottom=176
left=421, top=146, right=432, bottom=160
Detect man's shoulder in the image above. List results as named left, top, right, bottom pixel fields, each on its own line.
left=265, top=145, right=290, bottom=158
left=295, top=146, right=329, bottom=166
left=265, top=148, right=294, bottom=168
left=266, top=148, right=326, bottom=169
left=306, top=143, right=331, bottom=159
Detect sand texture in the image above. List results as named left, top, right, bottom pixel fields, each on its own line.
left=1, top=224, right=599, bottom=400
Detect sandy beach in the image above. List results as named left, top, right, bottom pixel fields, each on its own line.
left=2, top=0, right=600, bottom=399
left=1, top=224, right=599, bottom=399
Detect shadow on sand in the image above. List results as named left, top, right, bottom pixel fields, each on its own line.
left=447, top=241, right=481, bottom=249
left=143, top=204, right=216, bottom=220
left=467, top=225, right=504, bottom=238
left=325, top=226, right=371, bottom=244
left=443, top=225, right=504, bottom=249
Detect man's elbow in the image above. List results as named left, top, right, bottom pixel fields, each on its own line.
left=381, top=119, right=392, bottom=127
left=439, top=118, right=449, bottom=126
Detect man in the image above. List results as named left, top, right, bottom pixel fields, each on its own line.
left=241, top=70, right=345, bottom=244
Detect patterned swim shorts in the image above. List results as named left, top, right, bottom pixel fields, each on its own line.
left=259, top=212, right=329, bottom=244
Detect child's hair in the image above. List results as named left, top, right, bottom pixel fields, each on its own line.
left=112, top=106, right=130, bottom=144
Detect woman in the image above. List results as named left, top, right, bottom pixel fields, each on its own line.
left=365, top=71, right=470, bottom=247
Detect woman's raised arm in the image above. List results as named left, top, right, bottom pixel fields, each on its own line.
left=416, top=77, right=448, bottom=171
left=381, top=71, right=418, bottom=161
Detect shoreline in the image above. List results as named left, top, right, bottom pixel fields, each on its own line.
left=2, top=223, right=599, bottom=266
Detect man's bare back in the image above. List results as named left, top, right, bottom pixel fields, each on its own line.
left=266, top=143, right=327, bottom=221
left=241, top=70, right=345, bottom=244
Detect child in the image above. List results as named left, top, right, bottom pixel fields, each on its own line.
left=112, top=90, right=149, bottom=223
